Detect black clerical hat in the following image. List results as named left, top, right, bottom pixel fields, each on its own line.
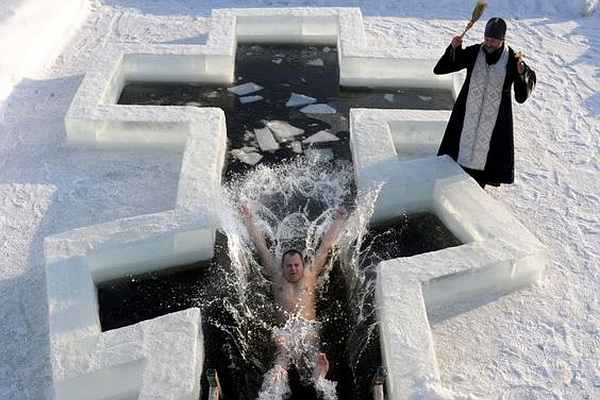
left=485, top=17, right=507, bottom=39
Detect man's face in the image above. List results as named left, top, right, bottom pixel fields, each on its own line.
left=282, top=253, right=304, bottom=283
left=484, top=37, right=504, bottom=53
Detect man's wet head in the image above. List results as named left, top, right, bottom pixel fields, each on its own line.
left=281, top=249, right=305, bottom=283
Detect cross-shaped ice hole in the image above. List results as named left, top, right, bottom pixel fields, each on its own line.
left=46, top=7, right=546, bottom=400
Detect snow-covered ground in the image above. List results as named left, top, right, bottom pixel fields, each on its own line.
left=0, top=0, right=598, bottom=399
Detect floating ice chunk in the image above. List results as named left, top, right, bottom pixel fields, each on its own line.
left=286, top=93, right=317, bottom=108
left=307, top=58, right=324, bottom=67
left=254, top=127, right=280, bottom=152
left=290, top=141, right=303, bottom=154
left=239, top=95, right=264, bottom=104
left=322, top=46, right=332, bottom=53
left=266, top=120, right=304, bottom=142
left=228, top=82, right=264, bottom=96
left=185, top=101, right=202, bottom=107
left=305, top=148, right=334, bottom=162
left=300, top=104, right=337, bottom=114
left=418, top=95, right=432, bottom=101
left=272, top=57, right=283, bottom=64
left=231, top=148, right=263, bottom=166
left=384, top=94, right=395, bottom=102
left=303, top=130, right=339, bottom=144
left=244, top=130, right=255, bottom=141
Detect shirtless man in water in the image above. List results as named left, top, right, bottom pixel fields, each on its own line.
left=240, top=204, right=348, bottom=397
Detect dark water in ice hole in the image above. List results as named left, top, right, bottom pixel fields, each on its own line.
left=118, top=44, right=454, bottom=177
left=111, top=45, right=458, bottom=399
left=98, top=213, right=461, bottom=400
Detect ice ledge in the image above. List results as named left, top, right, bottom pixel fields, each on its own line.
left=47, top=106, right=226, bottom=400
left=51, top=306, right=203, bottom=400
left=350, top=108, right=548, bottom=398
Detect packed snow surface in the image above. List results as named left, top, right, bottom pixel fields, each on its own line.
left=0, top=0, right=598, bottom=399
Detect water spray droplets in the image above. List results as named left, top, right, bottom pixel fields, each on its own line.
left=214, top=158, right=384, bottom=399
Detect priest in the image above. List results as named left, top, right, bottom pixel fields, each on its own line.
left=434, top=17, right=536, bottom=188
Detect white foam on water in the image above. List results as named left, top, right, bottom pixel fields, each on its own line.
left=231, top=148, right=263, bottom=166
left=304, top=147, right=334, bottom=162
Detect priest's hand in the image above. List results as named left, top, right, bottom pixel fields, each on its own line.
left=451, top=36, right=463, bottom=49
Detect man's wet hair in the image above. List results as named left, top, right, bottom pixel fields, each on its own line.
left=281, top=249, right=305, bottom=266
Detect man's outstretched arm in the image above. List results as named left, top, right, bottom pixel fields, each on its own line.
left=240, top=204, right=275, bottom=278
left=312, top=207, right=348, bottom=275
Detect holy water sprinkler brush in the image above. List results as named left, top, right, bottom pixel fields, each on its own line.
left=460, top=1, right=488, bottom=39
left=453, top=1, right=488, bottom=60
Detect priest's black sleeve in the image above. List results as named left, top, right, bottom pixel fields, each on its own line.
left=433, top=45, right=465, bottom=75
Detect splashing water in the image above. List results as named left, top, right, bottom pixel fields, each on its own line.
left=213, top=157, right=384, bottom=399
left=256, top=366, right=292, bottom=400
left=256, top=314, right=338, bottom=400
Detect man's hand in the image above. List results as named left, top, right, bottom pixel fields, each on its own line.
left=240, top=203, right=275, bottom=276
left=333, top=207, right=348, bottom=221
left=240, top=204, right=252, bottom=220
left=312, top=206, right=349, bottom=275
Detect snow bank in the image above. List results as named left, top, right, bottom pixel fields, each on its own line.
left=0, top=0, right=90, bottom=106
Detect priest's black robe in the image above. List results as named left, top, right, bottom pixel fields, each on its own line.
left=434, top=43, right=536, bottom=185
